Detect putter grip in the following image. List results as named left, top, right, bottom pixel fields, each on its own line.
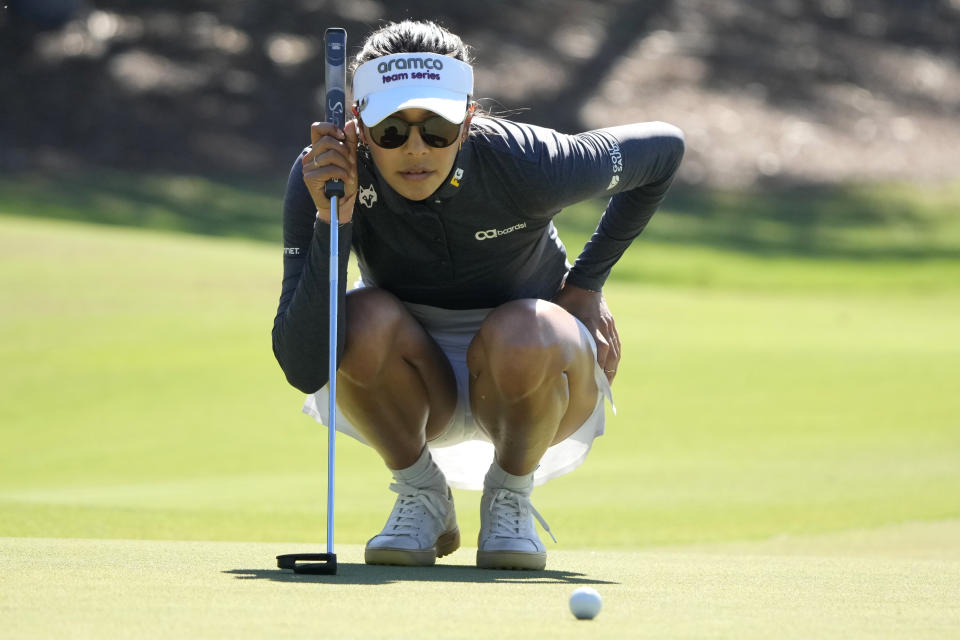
left=324, top=28, right=347, bottom=199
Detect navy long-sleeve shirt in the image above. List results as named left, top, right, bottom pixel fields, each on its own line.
left=273, top=116, right=684, bottom=392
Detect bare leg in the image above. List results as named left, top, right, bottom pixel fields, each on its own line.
left=467, top=299, right=599, bottom=476
left=336, top=288, right=458, bottom=470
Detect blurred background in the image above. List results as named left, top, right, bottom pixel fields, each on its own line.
left=3, top=0, right=959, bottom=185
left=1, top=1, right=958, bottom=549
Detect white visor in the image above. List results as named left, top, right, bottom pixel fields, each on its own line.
left=353, top=53, right=474, bottom=126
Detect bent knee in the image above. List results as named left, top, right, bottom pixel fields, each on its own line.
left=473, top=299, right=576, bottom=352
left=341, top=288, right=411, bottom=382
left=346, top=287, right=406, bottom=329
left=468, top=300, right=576, bottom=394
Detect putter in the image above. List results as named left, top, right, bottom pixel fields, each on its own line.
left=277, top=26, right=347, bottom=576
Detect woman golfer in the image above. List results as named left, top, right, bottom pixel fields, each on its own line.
left=273, top=20, right=684, bottom=570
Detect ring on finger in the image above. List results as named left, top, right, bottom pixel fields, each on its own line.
left=312, top=156, right=319, bottom=169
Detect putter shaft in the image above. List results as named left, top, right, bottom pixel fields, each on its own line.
left=327, top=194, right=338, bottom=556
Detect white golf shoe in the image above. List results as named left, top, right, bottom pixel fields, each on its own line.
left=364, top=482, right=460, bottom=566
left=476, top=486, right=556, bottom=570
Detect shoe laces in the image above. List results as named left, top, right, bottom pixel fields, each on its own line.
left=486, top=488, right=557, bottom=543
left=385, top=482, right=447, bottom=536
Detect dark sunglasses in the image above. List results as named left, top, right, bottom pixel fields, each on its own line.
left=366, top=115, right=463, bottom=149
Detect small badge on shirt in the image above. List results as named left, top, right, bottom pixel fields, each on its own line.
left=358, top=183, right=378, bottom=208
left=450, top=167, right=465, bottom=187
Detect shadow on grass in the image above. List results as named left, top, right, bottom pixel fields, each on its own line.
left=225, top=564, right=618, bottom=585
left=559, top=182, right=960, bottom=261
left=2, top=168, right=958, bottom=261
left=0, top=169, right=285, bottom=243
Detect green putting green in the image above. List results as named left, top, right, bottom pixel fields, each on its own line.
left=2, top=182, right=959, bottom=638
left=2, top=520, right=958, bottom=638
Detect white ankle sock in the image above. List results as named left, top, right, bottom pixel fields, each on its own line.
left=392, top=447, right=447, bottom=492
left=484, top=458, right=535, bottom=496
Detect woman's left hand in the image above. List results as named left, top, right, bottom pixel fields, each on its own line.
left=553, top=283, right=621, bottom=383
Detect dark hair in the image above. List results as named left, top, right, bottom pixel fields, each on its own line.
left=352, top=20, right=473, bottom=72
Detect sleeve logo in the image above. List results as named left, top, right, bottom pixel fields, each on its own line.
left=606, top=141, right=623, bottom=190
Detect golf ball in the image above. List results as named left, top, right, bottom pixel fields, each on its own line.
left=569, top=586, right=602, bottom=620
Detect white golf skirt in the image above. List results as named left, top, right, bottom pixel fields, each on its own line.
left=303, top=301, right=615, bottom=490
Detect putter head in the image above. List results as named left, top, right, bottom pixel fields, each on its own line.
left=277, top=553, right=338, bottom=575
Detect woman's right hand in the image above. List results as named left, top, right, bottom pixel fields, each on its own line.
left=302, top=119, right=359, bottom=224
